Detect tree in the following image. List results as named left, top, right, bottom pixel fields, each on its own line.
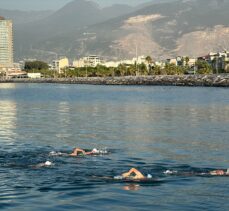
left=145, top=56, right=153, bottom=73
left=152, top=65, right=163, bottom=75
left=164, top=63, right=185, bottom=75
left=138, top=63, right=147, bottom=75
left=24, top=61, right=49, bottom=71
left=195, top=60, right=213, bottom=74
left=145, top=56, right=153, bottom=64
left=117, top=64, right=127, bottom=76
left=185, top=56, right=190, bottom=66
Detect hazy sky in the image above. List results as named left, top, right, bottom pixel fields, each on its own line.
left=0, top=0, right=153, bottom=11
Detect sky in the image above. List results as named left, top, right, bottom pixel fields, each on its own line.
left=0, top=0, right=153, bottom=11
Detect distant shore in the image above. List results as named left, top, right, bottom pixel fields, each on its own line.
left=0, top=75, right=229, bottom=87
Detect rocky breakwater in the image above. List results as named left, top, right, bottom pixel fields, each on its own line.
left=0, top=75, right=229, bottom=87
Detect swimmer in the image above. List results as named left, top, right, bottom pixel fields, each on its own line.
left=209, top=169, right=229, bottom=176
left=70, top=148, right=100, bottom=156
left=34, top=161, right=53, bottom=168
left=164, top=168, right=229, bottom=176
left=114, top=168, right=152, bottom=180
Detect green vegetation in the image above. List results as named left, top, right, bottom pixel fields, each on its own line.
left=24, top=60, right=56, bottom=77
left=22, top=58, right=226, bottom=78
left=56, top=63, right=188, bottom=77
left=24, top=61, right=49, bottom=71
left=0, top=72, right=5, bottom=77
left=195, top=60, right=213, bottom=74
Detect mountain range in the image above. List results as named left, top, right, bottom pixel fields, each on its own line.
left=1, top=0, right=229, bottom=62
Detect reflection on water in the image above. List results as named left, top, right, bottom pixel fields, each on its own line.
left=0, top=84, right=229, bottom=211
left=0, top=100, right=17, bottom=144
left=123, top=184, right=140, bottom=191
left=56, top=101, right=71, bottom=139
left=0, top=83, right=16, bottom=89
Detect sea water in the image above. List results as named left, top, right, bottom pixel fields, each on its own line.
left=0, top=83, right=229, bottom=210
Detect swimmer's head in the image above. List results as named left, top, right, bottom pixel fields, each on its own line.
left=164, top=170, right=172, bottom=174
left=45, top=161, right=52, bottom=166
left=92, top=148, right=99, bottom=153
left=147, top=174, right=152, bottom=179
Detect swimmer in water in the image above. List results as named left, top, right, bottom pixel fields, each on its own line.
left=34, top=161, right=53, bottom=168
left=164, top=168, right=229, bottom=176
left=122, top=168, right=145, bottom=179
left=209, top=169, right=229, bottom=176
left=114, top=168, right=152, bottom=180
left=70, top=148, right=99, bottom=156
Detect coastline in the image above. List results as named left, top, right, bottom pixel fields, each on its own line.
left=0, top=75, right=229, bottom=87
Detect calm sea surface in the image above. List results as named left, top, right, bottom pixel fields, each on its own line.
left=0, top=83, right=229, bottom=211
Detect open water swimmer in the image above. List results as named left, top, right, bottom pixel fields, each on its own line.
left=70, top=148, right=108, bottom=156
left=164, top=168, right=229, bottom=176
left=33, top=161, right=53, bottom=168
left=49, top=148, right=108, bottom=157
left=114, top=168, right=153, bottom=181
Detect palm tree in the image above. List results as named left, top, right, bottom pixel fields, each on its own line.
left=185, top=56, right=190, bottom=66
left=145, top=56, right=153, bottom=75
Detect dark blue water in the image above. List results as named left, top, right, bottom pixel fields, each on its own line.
left=0, top=83, right=229, bottom=210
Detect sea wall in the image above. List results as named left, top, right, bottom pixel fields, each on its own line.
left=0, top=75, right=229, bottom=87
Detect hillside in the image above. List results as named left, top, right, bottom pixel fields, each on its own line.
left=12, top=0, right=229, bottom=61
left=13, top=0, right=136, bottom=60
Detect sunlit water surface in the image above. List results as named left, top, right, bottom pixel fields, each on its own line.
left=0, top=83, right=229, bottom=210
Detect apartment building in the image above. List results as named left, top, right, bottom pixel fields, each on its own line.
left=0, top=17, right=13, bottom=71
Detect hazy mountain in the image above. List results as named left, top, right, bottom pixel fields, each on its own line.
left=0, top=9, right=52, bottom=25
left=14, top=0, right=136, bottom=60
left=13, top=0, right=229, bottom=61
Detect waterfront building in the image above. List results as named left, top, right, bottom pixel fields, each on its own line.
left=73, top=58, right=85, bottom=68
left=27, top=73, right=42, bottom=78
left=167, top=56, right=196, bottom=67
left=103, top=61, right=120, bottom=68
left=84, top=55, right=102, bottom=67
left=73, top=55, right=103, bottom=68
left=167, top=58, right=178, bottom=66
left=198, top=51, right=229, bottom=73
left=116, top=56, right=147, bottom=67
left=187, top=58, right=196, bottom=67
left=155, top=61, right=165, bottom=68
left=0, top=17, right=13, bottom=71
left=52, top=57, right=69, bottom=73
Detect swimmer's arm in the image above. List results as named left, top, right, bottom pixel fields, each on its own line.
left=70, top=148, right=86, bottom=156
left=130, top=168, right=145, bottom=179
left=85, top=151, right=94, bottom=155
left=122, top=168, right=145, bottom=179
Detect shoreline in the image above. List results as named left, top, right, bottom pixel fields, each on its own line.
left=0, top=75, right=229, bottom=87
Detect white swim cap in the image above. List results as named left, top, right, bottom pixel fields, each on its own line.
left=164, top=170, right=172, bottom=174
left=92, top=148, right=99, bottom=153
left=45, top=161, right=52, bottom=166
left=147, top=174, right=152, bottom=179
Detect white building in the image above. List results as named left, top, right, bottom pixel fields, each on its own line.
left=27, top=73, right=42, bottom=78
left=103, top=61, right=120, bottom=68
left=73, top=55, right=103, bottom=68
left=73, top=55, right=148, bottom=68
